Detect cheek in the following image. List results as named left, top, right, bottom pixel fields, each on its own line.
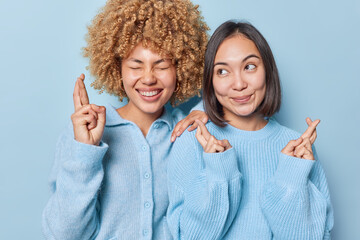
left=158, top=71, right=176, bottom=89
left=122, top=70, right=143, bottom=89
left=253, top=70, right=266, bottom=89
left=213, top=77, right=231, bottom=96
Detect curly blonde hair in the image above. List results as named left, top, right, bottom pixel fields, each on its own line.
left=83, top=0, right=209, bottom=105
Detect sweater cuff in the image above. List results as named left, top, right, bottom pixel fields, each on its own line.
left=203, top=148, right=239, bottom=181
left=70, top=139, right=109, bottom=165
left=274, top=153, right=315, bottom=186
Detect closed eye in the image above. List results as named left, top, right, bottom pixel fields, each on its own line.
left=155, top=67, right=170, bottom=70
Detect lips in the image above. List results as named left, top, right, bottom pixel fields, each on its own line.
left=232, top=94, right=252, bottom=103
left=138, top=90, right=160, bottom=97
left=136, top=88, right=163, bottom=101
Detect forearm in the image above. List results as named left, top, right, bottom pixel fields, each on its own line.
left=260, top=154, right=333, bottom=239
left=168, top=148, right=242, bottom=239
left=42, top=139, right=108, bottom=240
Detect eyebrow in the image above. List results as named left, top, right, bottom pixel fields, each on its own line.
left=214, top=54, right=260, bottom=67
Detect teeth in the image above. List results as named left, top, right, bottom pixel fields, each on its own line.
left=139, top=90, right=159, bottom=97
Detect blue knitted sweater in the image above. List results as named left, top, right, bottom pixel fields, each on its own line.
left=42, top=105, right=187, bottom=240
left=167, top=118, right=334, bottom=239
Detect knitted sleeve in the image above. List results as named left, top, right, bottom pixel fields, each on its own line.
left=42, top=124, right=108, bottom=240
left=167, top=131, right=242, bottom=240
left=260, top=150, right=334, bottom=240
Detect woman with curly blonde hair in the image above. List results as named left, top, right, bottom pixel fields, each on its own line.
left=42, top=0, right=208, bottom=239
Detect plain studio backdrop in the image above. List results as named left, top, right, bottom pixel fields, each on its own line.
left=0, top=0, right=359, bottom=239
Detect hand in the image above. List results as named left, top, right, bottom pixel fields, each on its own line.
left=171, top=110, right=208, bottom=142
left=281, top=118, right=320, bottom=160
left=195, top=120, right=231, bottom=153
left=71, top=74, right=106, bottom=146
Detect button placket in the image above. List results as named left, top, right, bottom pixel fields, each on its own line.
left=139, top=141, right=153, bottom=239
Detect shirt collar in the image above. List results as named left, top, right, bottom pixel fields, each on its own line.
left=105, top=104, right=174, bottom=130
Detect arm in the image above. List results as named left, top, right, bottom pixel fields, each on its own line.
left=42, top=131, right=108, bottom=240
left=260, top=152, right=333, bottom=239
left=42, top=74, right=108, bottom=239
left=260, top=119, right=333, bottom=239
left=167, top=123, right=242, bottom=239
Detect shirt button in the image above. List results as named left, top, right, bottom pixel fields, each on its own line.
left=141, top=145, right=147, bottom=151
left=144, top=201, right=151, bottom=208
left=143, top=229, right=149, bottom=236
left=144, top=172, right=150, bottom=179
left=153, top=123, right=159, bottom=129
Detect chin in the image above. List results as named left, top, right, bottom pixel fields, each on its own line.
left=140, top=104, right=165, bottom=115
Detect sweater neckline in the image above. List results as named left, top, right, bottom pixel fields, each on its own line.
left=105, top=104, right=174, bottom=130
left=220, top=118, right=279, bottom=140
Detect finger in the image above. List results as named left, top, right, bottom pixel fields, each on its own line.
left=306, top=117, right=312, bottom=126
left=176, top=118, right=193, bottom=136
left=87, top=117, right=97, bottom=130
left=219, top=139, right=232, bottom=150
left=310, top=129, right=317, bottom=145
left=281, top=138, right=303, bottom=155
left=205, top=136, right=224, bottom=153
left=301, top=118, right=320, bottom=139
left=73, top=79, right=82, bottom=111
left=195, top=126, right=207, bottom=148
left=171, top=119, right=183, bottom=142
left=303, top=149, right=315, bottom=160
left=195, top=119, right=211, bottom=141
left=87, top=105, right=102, bottom=130
left=201, top=115, right=209, bottom=124
left=306, top=117, right=318, bottom=144
left=188, top=112, right=208, bottom=132
left=212, top=144, right=225, bottom=153
left=305, top=138, right=313, bottom=152
left=78, top=74, right=90, bottom=106
left=294, top=147, right=306, bottom=159
left=187, top=122, right=198, bottom=132
left=93, top=105, right=106, bottom=127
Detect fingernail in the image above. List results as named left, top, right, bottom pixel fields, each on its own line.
left=170, top=135, right=175, bottom=142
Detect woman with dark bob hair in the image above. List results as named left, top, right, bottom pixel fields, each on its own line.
left=42, top=0, right=209, bottom=239
left=167, top=21, right=334, bottom=239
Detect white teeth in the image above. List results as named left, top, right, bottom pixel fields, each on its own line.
left=139, top=90, right=159, bottom=97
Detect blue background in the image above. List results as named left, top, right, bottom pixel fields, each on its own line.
left=1, top=0, right=359, bottom=239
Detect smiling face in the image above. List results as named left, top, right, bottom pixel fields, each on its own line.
left=121, top=43, right=176, bottom=118
left=212, top=35, right=266, bottom=122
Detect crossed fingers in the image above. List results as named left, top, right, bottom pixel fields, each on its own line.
left=195, top=120, right=231, bottom=153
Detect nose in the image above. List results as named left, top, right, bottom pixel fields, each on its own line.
left=141, top=68, right=157, bottom=85
left=232, top=72, right=247, bottom=91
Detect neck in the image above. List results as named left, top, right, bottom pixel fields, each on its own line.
left=116, top=103, right=163, bottom=136
left=224, top=111, right=267, bottom=131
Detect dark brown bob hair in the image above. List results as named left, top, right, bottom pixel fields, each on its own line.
left=203, top=21, right=281, bottom=127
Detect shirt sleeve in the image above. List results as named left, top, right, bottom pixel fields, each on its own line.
left=260, top=150, right=334, bottom=240
left=42, top=124, right=108, bottom=240
left=167, top=131, right=242, bottom=240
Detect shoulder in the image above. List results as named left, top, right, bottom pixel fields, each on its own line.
left=270, top=118, right=302, bottom=140
left=169, top=107, right=186, bottom=125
